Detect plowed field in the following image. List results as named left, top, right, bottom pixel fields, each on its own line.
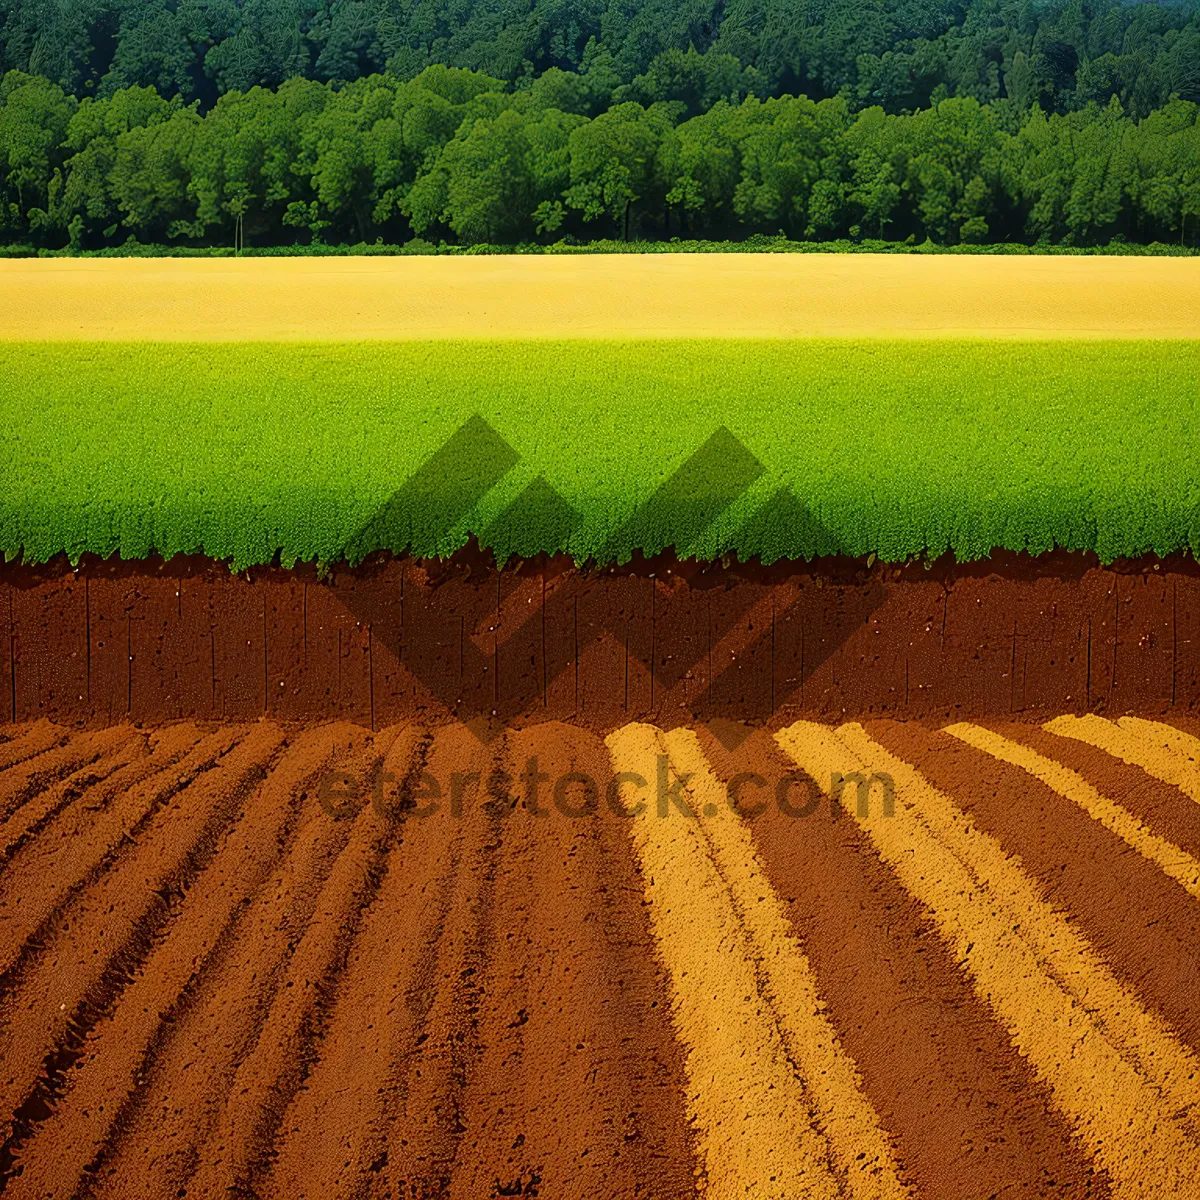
left=2, top=712, right=1199, bottom=1198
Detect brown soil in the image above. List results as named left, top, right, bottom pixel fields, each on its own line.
left=5, top=547, right=1200, bottom=1197
left=7, top=714, right=1200, bottom=1195
left=0, top=719, right=699, bottom=1200
left=871, top=719, right=1200, bottom=1052
left=4, top=548, right=1198, bottom=731
left=695, top=725, right=1107, bottom=1200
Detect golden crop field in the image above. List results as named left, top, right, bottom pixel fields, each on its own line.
left=3, top=253, right=1199, bottom=340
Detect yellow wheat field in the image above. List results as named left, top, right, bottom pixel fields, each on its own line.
left=2, top=253, right=1198, bottom=341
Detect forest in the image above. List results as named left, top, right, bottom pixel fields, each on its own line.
left=2, top=0, right=1199, bottom=250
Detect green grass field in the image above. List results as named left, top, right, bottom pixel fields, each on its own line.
left=3, top=339, right=1197, bottom=569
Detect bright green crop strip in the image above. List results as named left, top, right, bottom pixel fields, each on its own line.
left=2, top=339, right=1197, bottom=569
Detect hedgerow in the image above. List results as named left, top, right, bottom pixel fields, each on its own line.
left=2, top=237, right=1198, bottom=258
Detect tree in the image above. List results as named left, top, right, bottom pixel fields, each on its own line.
left=1128, top=97, right=1200, bottom=242
left=1010, top=94, right=1135, bottom=242
left=382, top=68, right=512, bottom=235
left=617, top=45, right=765, bottom=118
left=0, top=71, right=75, bottom=235
left=660, top=100, right=742, bottom=234
left=107, top=105, right=202, bottom=238
left=102, top=2, right=196, bottom=98
left=1061, top=97, right=1134, bottom=241
left=201, top=0, right=315, bottom=94
left=900, top=97, right=1008, bottom=242
left=183, top=77, right=328, bottom=246
left=563, top=100, right=673, bottom=238
left=296, top=74, right=398, bottom=241
left=731, top=94, right=850, bottom=237
left=410, top=105, right=584, bottom=242
left=2, top=0, right=1199, bottom=127
left=1, top=27, right=1197, bottom=254
left=846, top=106, right=902, bottom=238
left=56, top=83, right=184, bottom=242
left=1005, top=50, right=1038, bottom=111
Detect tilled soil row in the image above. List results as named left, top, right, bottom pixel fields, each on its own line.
left=5, top=549, right=1200, bottom=730
left=2, top=713, right=1200, bottom=1197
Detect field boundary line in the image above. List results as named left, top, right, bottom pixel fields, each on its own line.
left=945, top=722, right=1200, bottom=898
left=775, top=719, right=1200, bottom=1199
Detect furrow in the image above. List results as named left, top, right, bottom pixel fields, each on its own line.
left=0, top=723, right=283, bottom=1168
left=85, top=725, right=398, bottom=1200
left=658, top=725, right=909, bottom=1200
left=262, top=727, right=471, bottom=1200
left=607, top=721, right=864, bottom=1200
left=0, top=729, right=149, bottom=862
left=776, top=720, right=1200, bottom=1199
left=1, top=723, right=373, bottom=1200
left=994, top=720, right=1200, bottom=860
left=0, top=728, right=136, bottom=824
left=1047, top=715, right=1200, bottom=804
left=1117, top=717, right=1200, bottom=776
left=0, top=724, right=66, bottom=775
left=872, top=718, right=1200, bottom=1059
left=0, top=724, right=235, bottom=983
left=439, top=733, right=550, bottom=1200
left=946, top=722, right=1200, bottom=898
left=440, top=722, right=697, bottom=1200
left=696, top=723, right=1104, bottom=1200
left=373, top=724, right=508, bottom=1199
left=181, top=724, right=422, bottom=1198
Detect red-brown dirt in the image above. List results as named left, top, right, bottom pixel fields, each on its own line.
left=2, top=713, right=1200, bottom=1197
left=4, top=548, right=1199, bottom=731
left=869, top=719, right=1200, bottom=1053
left=4, top=545, right=1200, bottom=1196
left=695, top=724, right=1107, bottom=1200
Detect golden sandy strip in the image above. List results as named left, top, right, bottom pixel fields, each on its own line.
left=775, top=720, right=1200, bottom=1199
left=605, top=723, right=909, bottom=1200
left=1047, top=715, right=1200, bottom=804
left=945, top=723, right=1200, bottom=898
left=659, top=727, right=909, bottom=1200
left=3, top=255, right=1200, bottom=340
left=1119, top=716, right=1200, bottom=768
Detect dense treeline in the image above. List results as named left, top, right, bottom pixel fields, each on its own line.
left=4, top=0, right=1200, bottom=251
left=3, top=0, right=1200, bottom=120
left=3, top=64, right=1200, bottom=250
